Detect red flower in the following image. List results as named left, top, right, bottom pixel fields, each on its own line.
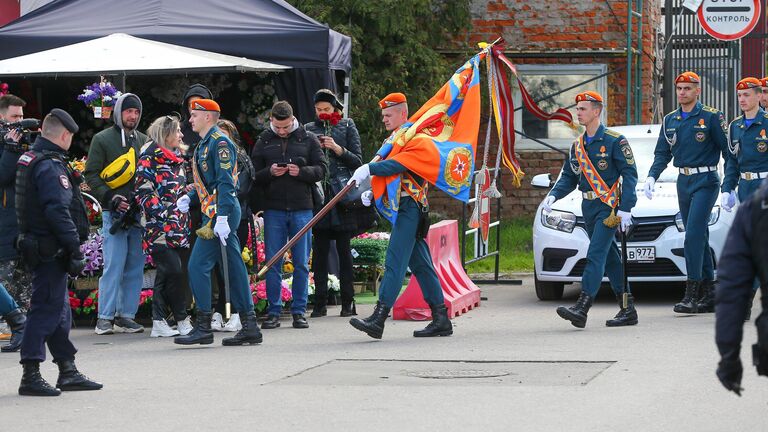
left=318, top=112, right=342, bottom=127
left=83, top=297, right=93, bottom=307
left=69, top=296, right=81, bottom=309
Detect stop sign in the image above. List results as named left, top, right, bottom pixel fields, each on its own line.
left=697, top=0, right=762, bottom=41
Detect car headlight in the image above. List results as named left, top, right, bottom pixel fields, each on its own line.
left=674, top=207, right=721, bottom=232
left=541, top=210, right=576, bottom=233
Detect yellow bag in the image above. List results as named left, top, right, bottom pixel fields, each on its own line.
left=100, top=147, right=136, bottom=189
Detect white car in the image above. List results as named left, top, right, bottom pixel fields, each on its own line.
left=531, top=124, right=735, bottom=300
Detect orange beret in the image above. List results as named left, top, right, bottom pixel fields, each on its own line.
left=190, top=98, right=220, bottom=112
left=737, top=77, right=762, bottom=90
left=378, top=92, right=407, bottom=109
left=575, top=91, right=603, bottom=103
left=675, top=71, right=701, bottom=84
left=761, top=77, right=768, bottom=88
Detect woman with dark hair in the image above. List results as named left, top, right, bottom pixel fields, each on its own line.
left=135, top=115, right=192, bottom=337
left=304, top=89, right=366, bottom=317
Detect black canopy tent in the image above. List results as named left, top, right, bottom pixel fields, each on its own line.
left=0, top=0, right=352, bottom=122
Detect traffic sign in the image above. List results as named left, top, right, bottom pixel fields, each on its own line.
left=697, top=0, right=762, bottom=41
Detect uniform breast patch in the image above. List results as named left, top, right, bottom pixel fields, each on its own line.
left=696, top=131, right=706, bottom=142
left=597, top=159, right=608, bottom=170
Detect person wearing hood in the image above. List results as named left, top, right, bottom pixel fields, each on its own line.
left=84, top=93, right=148, bottom=336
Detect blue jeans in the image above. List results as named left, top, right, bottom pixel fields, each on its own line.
left=98, top=211, right=145, bottom=320
left=264, top=209, right=313, bottom=316
left=0, top=282, right=19, bottom=316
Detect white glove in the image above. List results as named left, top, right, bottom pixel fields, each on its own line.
left=348, top=164, right=371, bottom=187
left=214, top=216, right=230, bottom=245
left=176, top=195, right=190, bottom=213
left=542, top=195, right=556, bottom=213
left=617, top=210, right=633, bottom=233
left=720, top=191, right=736, bottom=212
left=644, top=177, right=656, bottom=200
left=361, top=190, right=373, bottom=207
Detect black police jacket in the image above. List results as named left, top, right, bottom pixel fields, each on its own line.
left=0, top=140, right=22, bottom=260
left=16, top=137, right=88, bottom=256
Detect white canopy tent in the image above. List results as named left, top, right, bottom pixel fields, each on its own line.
left=0, top=33, right=290, bottom=80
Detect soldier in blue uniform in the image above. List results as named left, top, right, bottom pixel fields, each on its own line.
left=15, top=109, right=102, bottom=396
left=545, top=91, right=637, bottom=328
left=645, top=71, right=729, bottom=314
left=174, top=99, right=261, bottom=346
left=720, top=77, right=768, bottom=317
left=347, top=92, right=453, bottom=339
left=714, top=180, right=768, bottom=396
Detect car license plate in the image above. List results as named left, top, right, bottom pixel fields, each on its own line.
left=626, top=246, right=655, bottom=263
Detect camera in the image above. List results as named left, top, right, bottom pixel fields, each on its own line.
left=1, top=118, right=40, bottom=152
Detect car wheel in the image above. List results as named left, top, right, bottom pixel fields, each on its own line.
left=534, top=268, right=564, bottom=300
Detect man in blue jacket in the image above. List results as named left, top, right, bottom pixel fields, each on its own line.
left=544, top=91, right=638, bottom=328
left=645, top=71, right=729, bottom=314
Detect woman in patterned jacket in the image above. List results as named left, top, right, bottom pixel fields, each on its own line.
left=135, top=115, right=192, bottom=337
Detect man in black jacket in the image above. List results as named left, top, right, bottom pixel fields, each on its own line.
left=0, top=95, right=32, bottom=350
left=251, top=101, right=326, bottom=329
left=715, top=180, right=768, bottom=396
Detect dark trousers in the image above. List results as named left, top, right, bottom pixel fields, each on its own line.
left=312, top=229, right=355, bottom=306
left=20, top=260, right=77, bottom=364
left=150, top=247, right=189, bottom=322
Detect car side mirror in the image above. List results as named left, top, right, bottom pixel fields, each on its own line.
left=531, top=173, right=552, bottom=189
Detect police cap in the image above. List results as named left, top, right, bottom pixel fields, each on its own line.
left=48, top=108, right=79, bottom=133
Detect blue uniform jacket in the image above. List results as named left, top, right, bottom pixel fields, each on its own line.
left=649, top=102, right=729, bottom=180
left=722, top=108, right=768, bottom=193
left=187, top=126, right=239, bottom=221
left=714, top=182, right=766, bottom=361
left=549, top=124, right=638, bottom=212
left=0, top=143, right=22, bottom=260
left=22, top=138, right=81, bottom=255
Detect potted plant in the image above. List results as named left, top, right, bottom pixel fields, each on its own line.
left=77, top=77, right=122, bottom=119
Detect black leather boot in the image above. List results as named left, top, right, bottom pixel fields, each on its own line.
left=19, top=362, right=60, bottom=397
left=556, top=292, right=593, bottom=328
left=174, top=310, right=213, bottom=345
left=605, top=294, right=639, bottom=327
left=349, top=301, right=390, bottom=339
left=1, top=308, right=25, bottom=353
left=340, top=301, right=357, bottom=317
left=310, top=303, right=327, bottom=318
left=696, top=279, right=716, bottom=313
left=413, top=303, right=453, bottom=337
left=55, top=360, right=103, bottom=391
left=222, top=311, right=263, bottom=346
left=674, top=280, right=700, bottom=314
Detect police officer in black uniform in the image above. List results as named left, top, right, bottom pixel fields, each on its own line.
left=15, top=109, right=102, bottom=396
left=714, top=180, right=768, bottom=396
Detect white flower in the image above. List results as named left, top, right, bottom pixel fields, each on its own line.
left=102, top=96, right=112, bottom=102
left=83, top=89, right=95, bottom=97
left=328, top=274, right=341, bottom=292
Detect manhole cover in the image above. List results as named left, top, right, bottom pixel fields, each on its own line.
left=404, top=370, right=510, bottom=379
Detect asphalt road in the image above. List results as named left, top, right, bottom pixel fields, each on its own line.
left=0, top=276, right=764, bottom=431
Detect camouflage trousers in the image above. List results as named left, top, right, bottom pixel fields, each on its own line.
left=0, top=259, right=32, bottom=311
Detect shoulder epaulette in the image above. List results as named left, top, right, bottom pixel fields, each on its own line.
left=210, top=131, right=222, bottom=139
left=604, top=129, right=621, bottom=138
left=730, top=116, right=743, bottom=126
left=702, top=105, right=719, bottom=114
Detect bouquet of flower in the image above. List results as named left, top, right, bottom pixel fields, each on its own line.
left=79, top=232, right=104, bottom=277
left=318, top=112, right=342, bottom=136
left=139, top=289, right=153, bottom=307
left=355, top=232, right=391, bottom=241
left=0, top=82, right=9, bottom=97
left=77, top=77, right=122, bottom=119
left=68, top=290, right=82, bottom=314
left=80, top=290, right=98, bottom=315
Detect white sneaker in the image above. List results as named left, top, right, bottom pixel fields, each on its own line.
left=150, top=320, right=180, bottom=338
left=222, top=313, right=242, bottom=332
left=177, top=317, right=193, bottom=336
left=211, top=312, right=225, bottom=332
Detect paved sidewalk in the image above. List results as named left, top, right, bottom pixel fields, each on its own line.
left=0, top=277, right=764, bottom=431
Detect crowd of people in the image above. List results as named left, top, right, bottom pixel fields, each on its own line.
left=0, top=71, right=766, bottom=397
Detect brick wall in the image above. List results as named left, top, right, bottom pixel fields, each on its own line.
left=430, top=0, right=661, bottom=221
